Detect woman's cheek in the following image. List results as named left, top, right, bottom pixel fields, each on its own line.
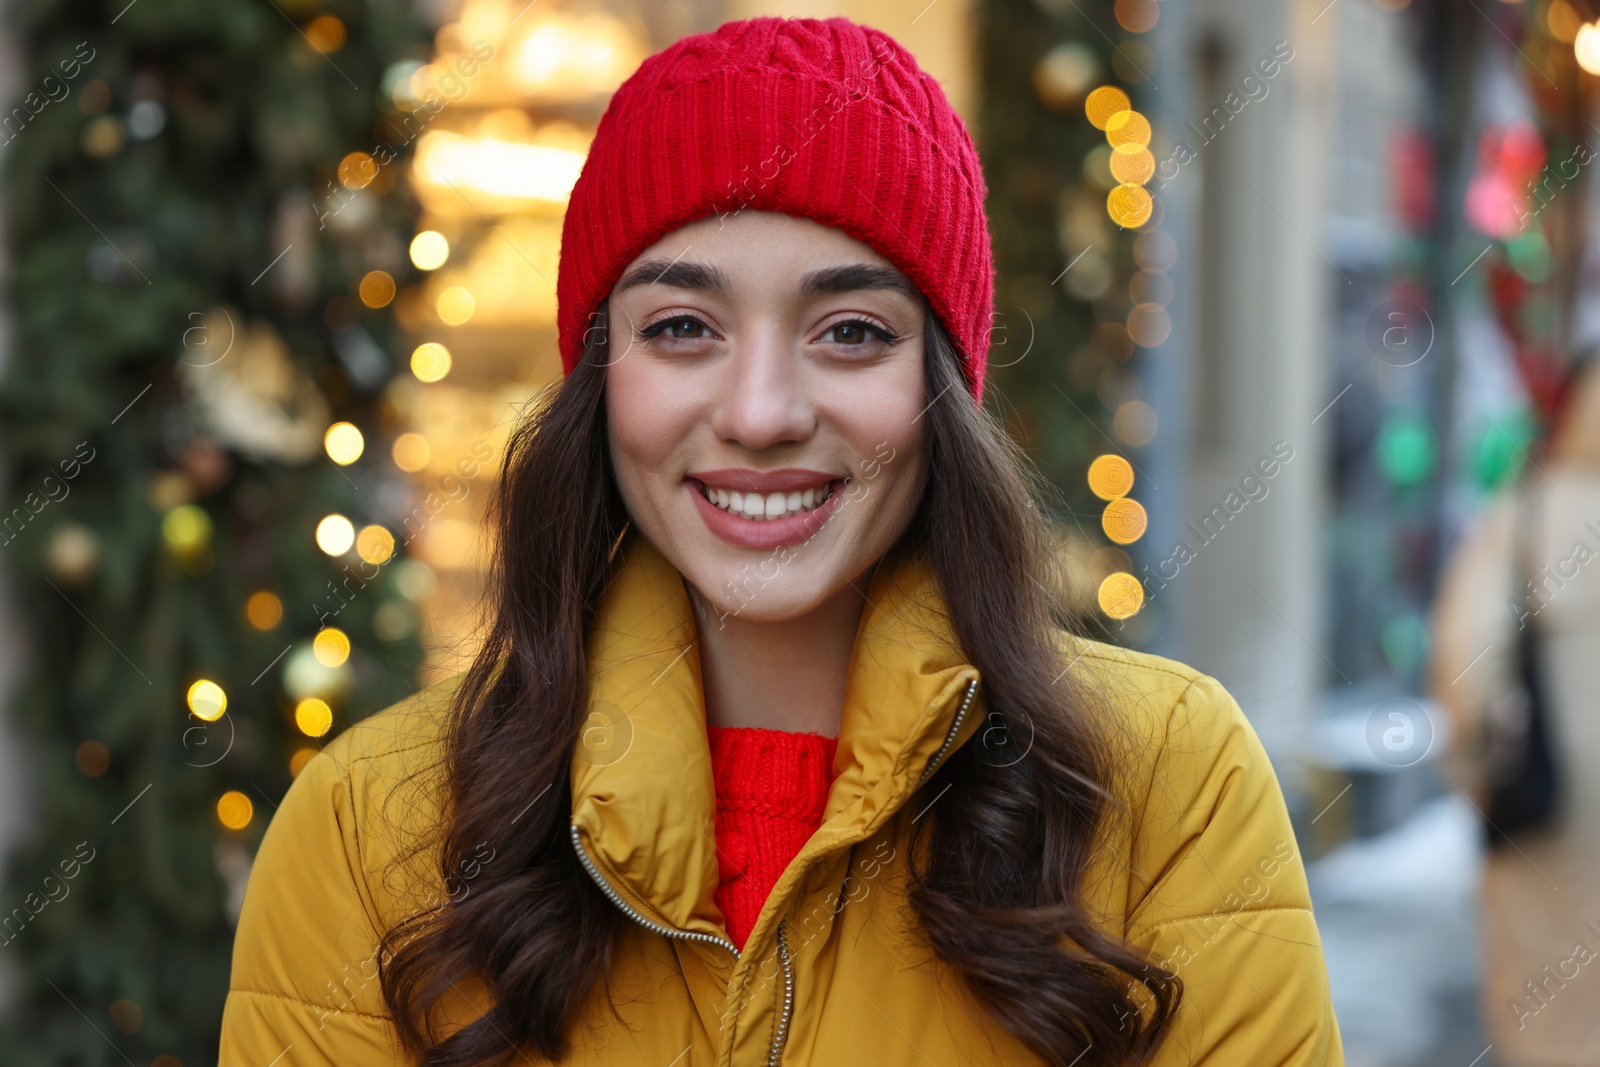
left=607, top=369, right=689, bottom=520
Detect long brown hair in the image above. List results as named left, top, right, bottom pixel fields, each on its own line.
left=375, top=300, right=1183, bottom=1065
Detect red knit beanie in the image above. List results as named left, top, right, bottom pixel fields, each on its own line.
left=556, top=16, right=994, bottom=404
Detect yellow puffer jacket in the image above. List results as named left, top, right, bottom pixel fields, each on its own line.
left=218, top=533, right=1344, bottom=1065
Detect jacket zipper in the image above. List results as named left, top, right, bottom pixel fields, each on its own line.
left=569, top=824, right=740, bottom=957
left=914, top=675, right=980, bottom=790
left=768, top=919, right=794, bottom=1066
left=573, top=825, right=799, bottom=1065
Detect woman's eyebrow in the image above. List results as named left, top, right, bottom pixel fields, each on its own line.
left=614, top=260, right=730, bottom=294
left=799, top=263, right=918, bottom=300
left=612, top=259, right=917, bottom=300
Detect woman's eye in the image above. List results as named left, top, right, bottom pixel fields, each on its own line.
left=821, top=320, right=892, bottom=346
left=643, top=316, right=710, bottom=340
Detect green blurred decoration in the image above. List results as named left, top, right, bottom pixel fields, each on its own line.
left=1471, top=407, right=1536, bottom=489
left=1375, top=414, right=1436, bottom=487
left=0, top=1, right=433, bottom=1061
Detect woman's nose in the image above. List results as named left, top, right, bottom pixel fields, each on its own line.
left=709, top=326, right=816, bottom=450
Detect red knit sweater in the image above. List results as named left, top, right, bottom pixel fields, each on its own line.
left=705, top=725, right=840, bottom=951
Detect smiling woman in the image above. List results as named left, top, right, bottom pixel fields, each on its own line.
left=604, top=212, right=932, bottom=654
left=218, top=15, right=1343, bottom=1067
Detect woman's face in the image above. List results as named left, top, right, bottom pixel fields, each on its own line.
left=604, top=210, right=929, bottom=624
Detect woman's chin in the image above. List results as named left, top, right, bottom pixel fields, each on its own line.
left=681, top=555, right=846, bottom=627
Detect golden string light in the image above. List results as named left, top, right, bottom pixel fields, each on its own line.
left=1085, top=86, right=1131, bottom=129
left=1101, top=497, right=1148, bottom=544
left=246, top=591, right=283, bottom=630
left=339, top=151, right=377, bottom=190
left=392, top=432, right=432, bottom=473
left=1577, top=22, right=1600, bottom=74
left=411, top=342, right=453, bottom=382
left=324, top=422, right=365, bottom=465
left=359, top=270, right=396, bottom=308
left=410, top=230, right=450, bottom=270
left=357, top=525, right=396, bottom=565
left=436, top=287, right=476, bottom=324
left=315, top=514, right=356, bottom=556
left=187, top=679, right=227, bottom=722
left=304, top=16, right=347, bottom=54
left=1105, top=110, right=1152, bottom=149
left=1087, top=454, right=1136, bottom=500
left=1110, top=143, right=1155, bottom=185
left=1098, top=572, right=1145, bottom=618
left=313, top=627, right=351, bottom=668
left=216, top=791, right=254, bottom=830
left=295, top=697, right=334, bottom=738
left=1107, top=183, right=1154, bottom=227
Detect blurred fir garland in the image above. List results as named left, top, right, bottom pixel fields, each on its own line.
left=978, top=0, right=1159, bottom=630
left=0, top=0, right=434, bottom=1061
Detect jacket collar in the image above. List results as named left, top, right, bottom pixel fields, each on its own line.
left=568, top=528, right=982, bottom=946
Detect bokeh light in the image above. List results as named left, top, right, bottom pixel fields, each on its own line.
left=1088, top=454, right=1136, bottom=500
left=187, top=679, right=227, bottom=722
left=1127, top=302, right=1172, bottom=346
left=1105, top=110, right=1152, bottom=148
left=1114, top=401, right=1159, bottom=446
left=410, top=230, right=450, bottom=270
left=1107, top=184, right=1154, bottom=227
left=246, top=591, right=283, bottom=630
left=1085, top=86, right=1132, bottom=130
left=316, top=514, right=356, bottom=556
left=216, top=790, right=253, bottom=830
left=1578, top=23, right=1600, bottom=75
left=359, top=270, right=396, bottom=308
left=411, top=342, right=452, bottom=383
left=392, top=432, right=432, bottom=472
left=1114, top=0, right=1160, bottom=33
left=295, top=697, right=334, bottom=738
left=1110, top=144, right=1155, bottom=185
left=1098, top=572, right=1146, bottom=618
left=313, top=627, right=351, bottom=668
left=1102, top=497, right=1149, bottom=544
left=324, top=421, right=365, bottom=465
left=357, top=525, right=396, bottom=565
left=304, top=15, right=347, bottom=54
left=436, top=287, right=476, bottom=324
left=339, top=151, right=377, bottom=190
left=161, top=504, right=212, bottom=553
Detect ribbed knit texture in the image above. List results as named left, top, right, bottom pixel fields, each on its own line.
left=705, top=724, right=840, bottom=951
left=557, top=16, right=994, bottom=404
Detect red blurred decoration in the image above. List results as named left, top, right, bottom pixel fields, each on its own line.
left=1391, top=128, right=1435, bottom=231
left=1464, top=121, right=1547, bottom=238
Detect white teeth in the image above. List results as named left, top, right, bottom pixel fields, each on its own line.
left=699, top=481, right=834, bottom=520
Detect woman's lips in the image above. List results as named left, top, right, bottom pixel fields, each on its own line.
left=686, top=477, right=848, bottom=550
